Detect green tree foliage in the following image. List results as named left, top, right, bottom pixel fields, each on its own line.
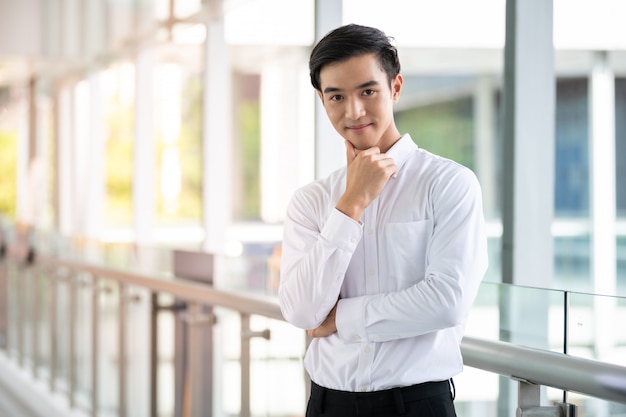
left=395, top=97, right=475, bottom=170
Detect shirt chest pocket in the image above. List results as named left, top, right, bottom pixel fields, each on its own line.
left=382, top=220, right=433, bottom=291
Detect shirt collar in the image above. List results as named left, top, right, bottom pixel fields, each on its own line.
left=386, top=133, right=417, bottom=173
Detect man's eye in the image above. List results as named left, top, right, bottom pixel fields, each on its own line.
left=330, top=95, right=343, bottom=101
left=362, top=89, right=375, bottom=96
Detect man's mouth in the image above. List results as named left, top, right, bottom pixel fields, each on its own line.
left=346, top=123, right=371, bottom=131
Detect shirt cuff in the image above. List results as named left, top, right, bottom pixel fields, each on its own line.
left=320, top=208, right=362, bottom=253
left=336, top=296, right=367, bottom=343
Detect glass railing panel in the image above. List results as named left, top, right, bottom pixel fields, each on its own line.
left=465, top=281, right=566, bottom=351
left=618, top=236, right=626, bottom=294
left=567, top=393, right=626, bottom=417
left=565, top=291, right=626, bottom=416
left=566, top=292, right=626, bottom=363
left=248, top=315, right=306, bottom=417
left=460, top=282, right=568, bottom=417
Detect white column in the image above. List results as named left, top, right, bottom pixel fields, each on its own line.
left=502, top=0, right=555, bottom=289
left=314, top=0, right=344, bottom=180
left=589, top=51, right=616, bottom=359
left=56, top=86, right=74, bottom=236
left=82, top=73, right=106, bottom=239
left=260, top=52, right=314, bottom=223
left=36, top=92, right=53, bottom=230
left=202, top=7, right=232, bottom=254
left=500, top=0, right=555, bottom=412
left=133, top=49, right=156, bottom=244
left=72, top=80, right=91, bottom=235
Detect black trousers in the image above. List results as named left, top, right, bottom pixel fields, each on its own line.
left=306, top=380, right=457, bottom=417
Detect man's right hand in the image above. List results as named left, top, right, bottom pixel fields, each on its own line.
left=335, top=140, right=397, bottom=221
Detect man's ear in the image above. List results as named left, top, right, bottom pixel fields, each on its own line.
left=317, top=90, right=324, bottom=103
left=392, top=74, right=403, bottom=103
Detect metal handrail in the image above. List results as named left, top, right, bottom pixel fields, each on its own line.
left=37, top=255, right=284, bottom=321
left=462, top=336, right=626, bottom=404
left=35, top=255, right=626, bottom=406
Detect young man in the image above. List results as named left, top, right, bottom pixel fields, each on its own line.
left=278, top=24, right=488, bottom=417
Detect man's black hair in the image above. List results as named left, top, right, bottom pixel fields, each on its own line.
left=309, top=24, right=401, bottom=92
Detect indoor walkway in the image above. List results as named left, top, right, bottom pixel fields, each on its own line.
left=0, top=353, right=88, bottom=417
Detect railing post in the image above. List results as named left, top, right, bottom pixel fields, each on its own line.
left=119, top=282, right=127, bottom=417
left=184, top=302, right=214, bottom=417
left=240, top=313, right=251, bottom=417
left=32, top=265, right=40, bottom=378
left=516, top=380, right=577, bottom=417
left=50, top=266, right=58, bottom=393
left=92, top=275, right=100, bottom=417
left=69, top=271, right=77, bottom=408
left=149, top=292, right=158, bottom=417
left=16, top=263, right=24, bottom=366
left=556, top=402, right=577, bottom=417
left=0, top=235, right=6, bottom=351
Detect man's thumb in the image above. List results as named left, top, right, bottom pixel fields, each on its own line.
left=345, top=140, right=356, bottom=164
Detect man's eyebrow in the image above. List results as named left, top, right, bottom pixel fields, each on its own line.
left=323, top=86, right=341, bottom=94
left=323, top=80, right=380, bottom=94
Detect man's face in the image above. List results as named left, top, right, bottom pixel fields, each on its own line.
left=317, top=53, right=403, bottom=153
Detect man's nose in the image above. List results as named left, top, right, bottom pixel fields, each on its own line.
left=345, top=97, right=365, bottom=120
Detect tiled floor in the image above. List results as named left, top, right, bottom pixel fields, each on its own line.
left=0, top=390, right=33, bottom=417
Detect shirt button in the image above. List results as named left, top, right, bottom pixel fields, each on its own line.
left=364, top=346, right=371, bottom=354
left=350, top=237, right=357, bottom=244
left=367, top=229, right=374, bottom=235
left=360, top=386, right=367, bottom=392
left=368, top=268, right=375, bottom=276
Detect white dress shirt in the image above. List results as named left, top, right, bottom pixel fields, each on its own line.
left=279, top=134, right=488, bottom=392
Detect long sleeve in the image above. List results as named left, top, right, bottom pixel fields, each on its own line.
left=336, top=162, right=488, bottom=343
left=278, top=179, right=362, bottom=330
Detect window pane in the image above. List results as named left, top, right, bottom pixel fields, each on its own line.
left=555, top=78, right=589, bottom=217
